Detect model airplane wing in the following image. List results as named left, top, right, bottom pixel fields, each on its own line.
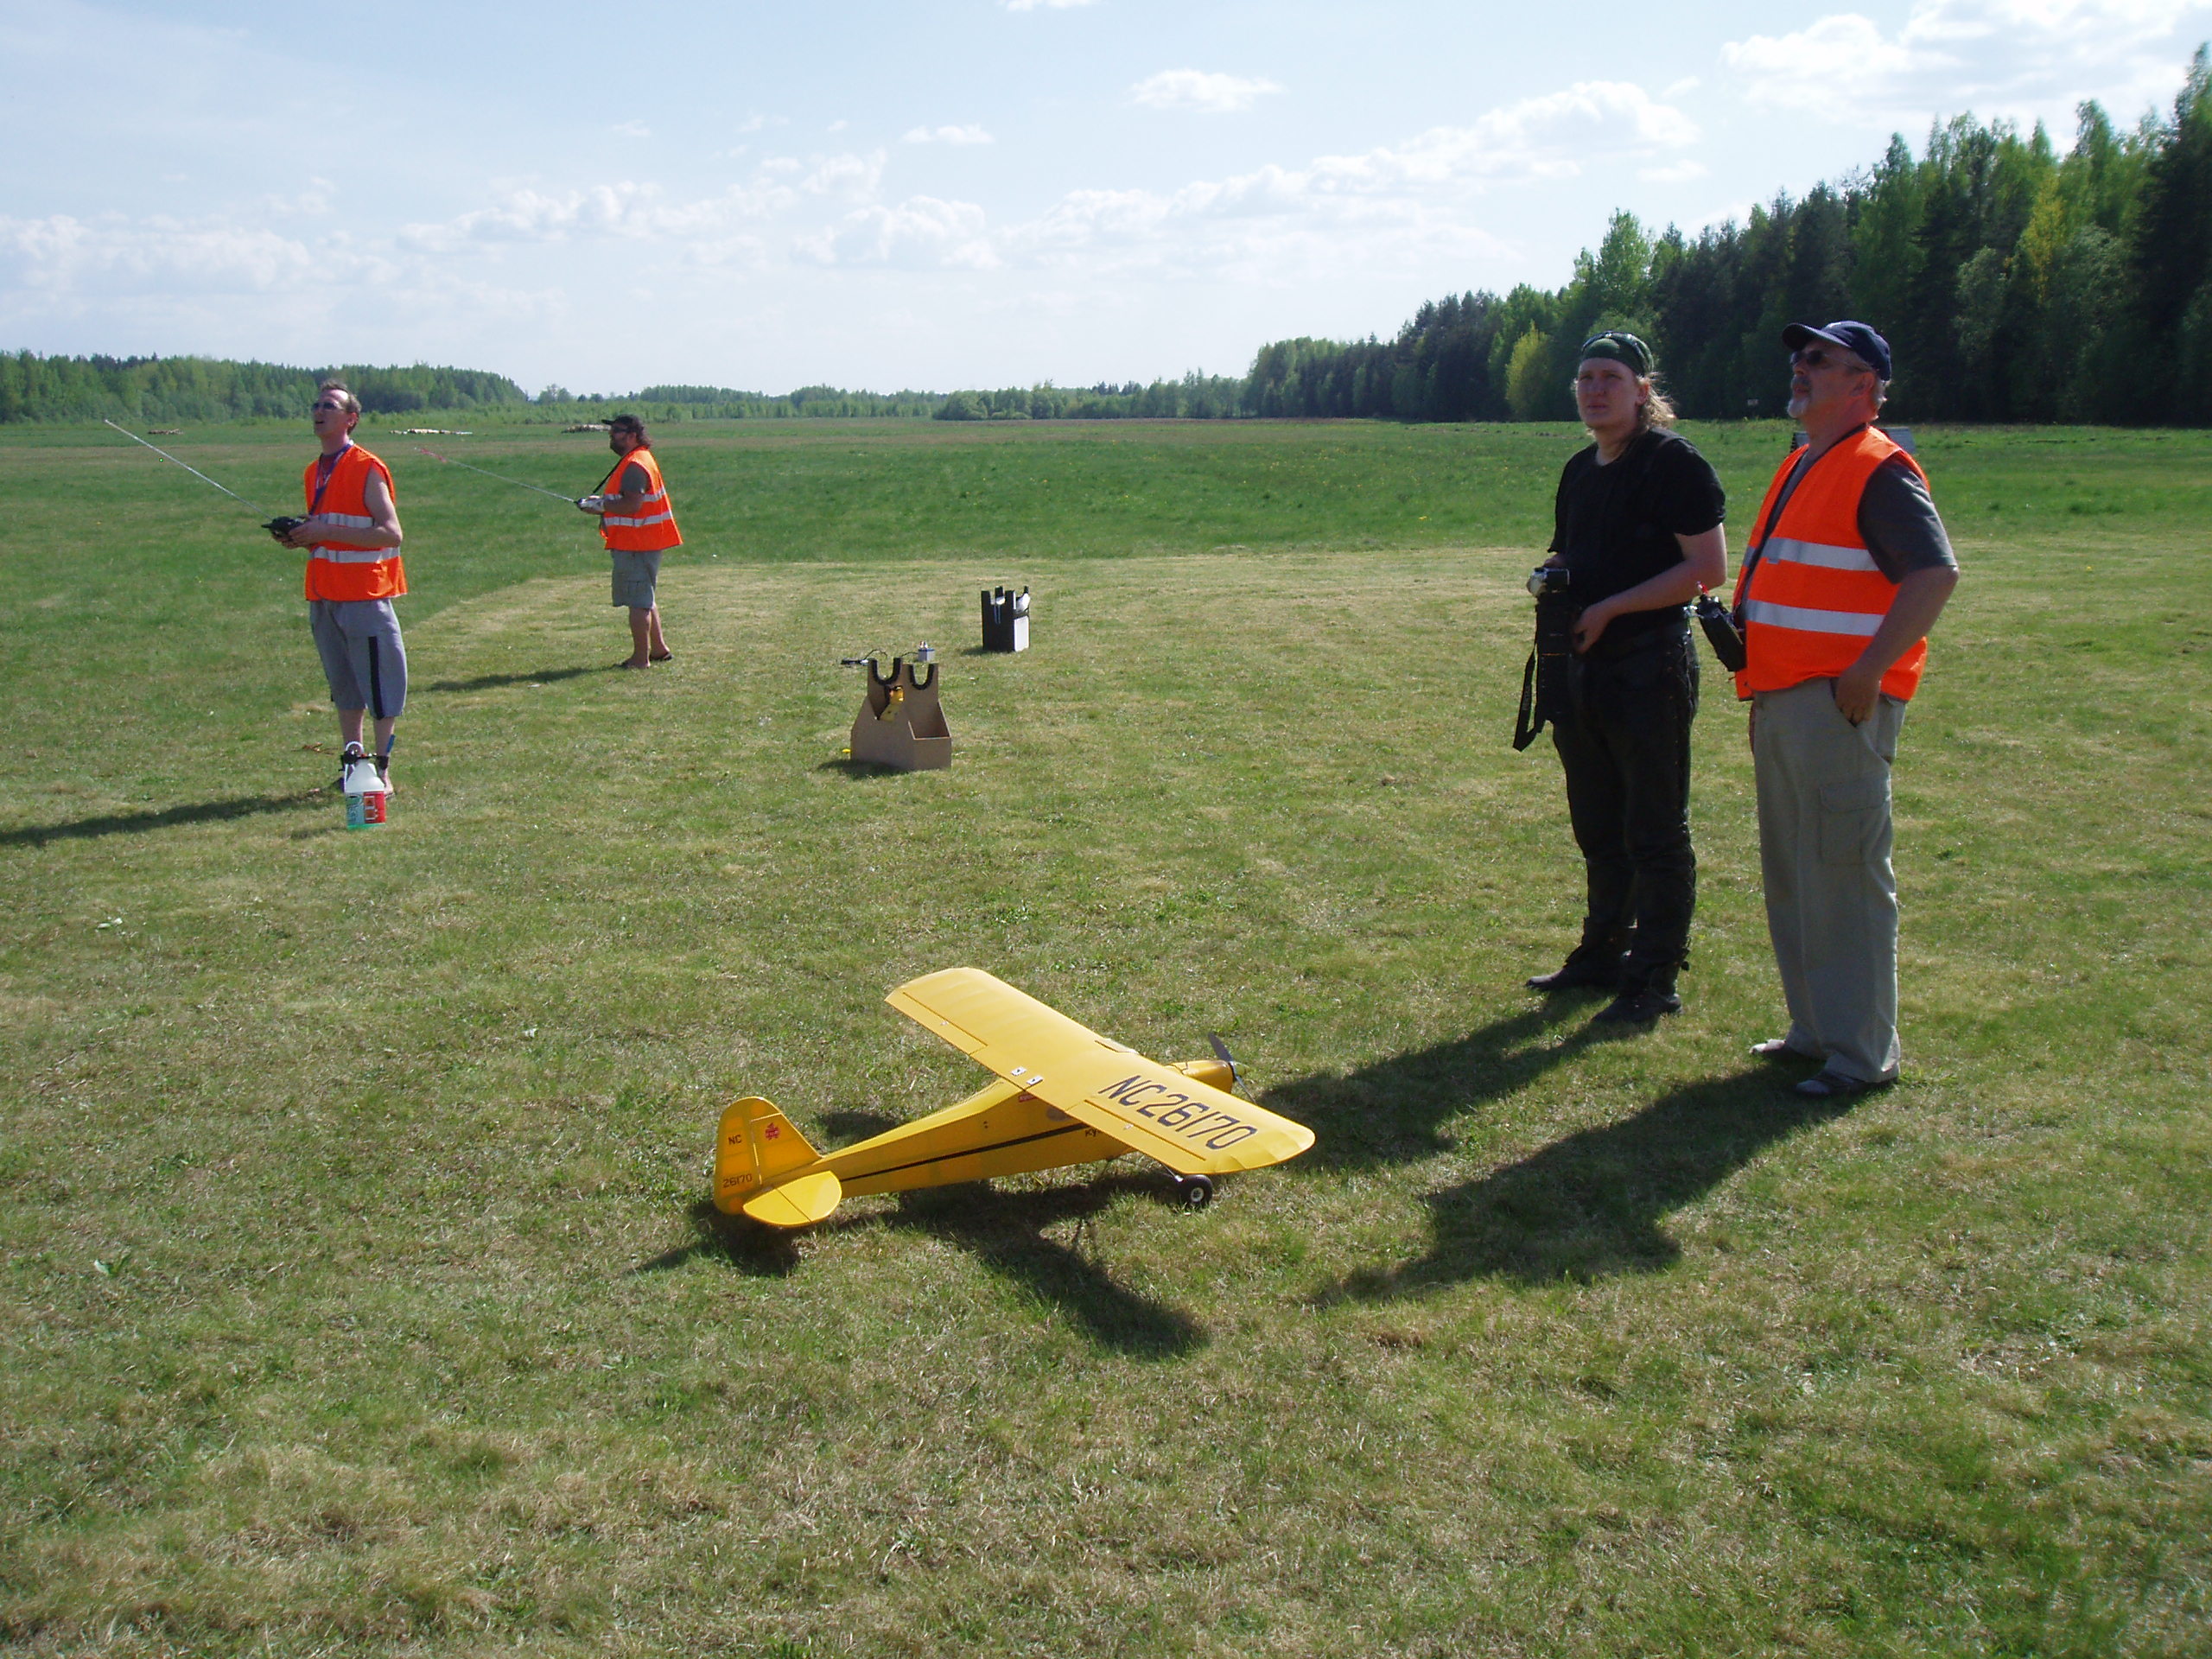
left=886, top=968, right=1314, bottom=1176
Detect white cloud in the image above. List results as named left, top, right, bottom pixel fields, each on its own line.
left=902, top=124, right=995, bottom=145
left=1130, top=69, right=1285, bottom=114
left=1292, top=81, right=1698, bottom=194
left=1721, top=12, right=1930, bottom=106
left=401, top=183, right=689, bottom=251
left=994, top=80, right=1695, bottom=279
left=0, top=68, right=1703, bottom=377
left=257, top=178, right=338, bottom=219
left=388, top=80, right=1690, bottom=287
left=396, top=154, right=887, bottom=253
left=379, top=78, right=1678, bottom=289
left=1722, top=0, right=2212, bottom=123
left=798, top=198, right=998, bottom=269
left=0, top=213, right=336, bottom=297
left=609, top=120, right=652, bottom=139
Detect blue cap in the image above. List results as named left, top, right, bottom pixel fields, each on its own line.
left=1783, top=320, right=1891, bottom=381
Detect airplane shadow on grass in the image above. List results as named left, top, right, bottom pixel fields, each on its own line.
left=634, top=1200, right=804, bottom=1281
left=0, top=789, right=325, bottom=849
left=868, top=1175, right=1208, bottom=1359
left=1323, top=1066, right=1855, bottom=1298
left=635, top=1108, right=1205, bottom=1359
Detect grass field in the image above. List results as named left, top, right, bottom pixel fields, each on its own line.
left=3, top=416, right=2209, bottom=1657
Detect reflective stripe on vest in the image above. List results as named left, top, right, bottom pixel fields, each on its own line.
left=302, top=444, right=408, bottom=603
left=599, top=448, right=682, bottom=552
left=1742, top=599, right=1881, bottom=637
left=603, top=494, right=672, bottom=529
left=1732, top=427, right=1927, bottom=702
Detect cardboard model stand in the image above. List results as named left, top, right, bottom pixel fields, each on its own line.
left=849, top=655, right=951, bottom=771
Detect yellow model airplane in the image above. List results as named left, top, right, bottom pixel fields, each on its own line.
left=712, top=967, right=1315, bottom=1228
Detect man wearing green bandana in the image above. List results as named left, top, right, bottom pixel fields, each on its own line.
left=1524, top=332, right=1730, bottom=1024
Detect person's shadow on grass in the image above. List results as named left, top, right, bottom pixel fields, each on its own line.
left=0, top=789, right=324, bottom=849
left=1317, top=1069, right=1859, bottom=1299
left=1257, top=1003, right=1605, bottom=1173
left=418, top=665, right=603, bottom=695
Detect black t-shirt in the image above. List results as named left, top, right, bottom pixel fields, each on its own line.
left=1548, top=429, right=1727, bottom=639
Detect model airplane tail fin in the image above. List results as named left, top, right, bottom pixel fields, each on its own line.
left=713, top=1096, right=841, bottom=1225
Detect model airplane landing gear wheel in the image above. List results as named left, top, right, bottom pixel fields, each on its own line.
left=1176, top=1175, right=1215, bottom=1212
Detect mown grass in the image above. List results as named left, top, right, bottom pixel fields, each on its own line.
left=2, top=416, right=2209, bottom=1656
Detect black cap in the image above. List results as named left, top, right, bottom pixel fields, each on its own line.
left=1783, top=320, right=1891, bottom=381
left=1578, top=331, right=1653, bottom=374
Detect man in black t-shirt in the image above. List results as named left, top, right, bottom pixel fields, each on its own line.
left=1526, top=333, right=1728, bottom=1022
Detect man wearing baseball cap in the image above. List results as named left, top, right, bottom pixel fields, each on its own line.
left=1732, top=321, right=1960, bottom=1097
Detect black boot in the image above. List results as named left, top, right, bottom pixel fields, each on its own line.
left=1595, top=961, right=1681, bottom=1025
left=1526, top=942, right=1627, bottom=994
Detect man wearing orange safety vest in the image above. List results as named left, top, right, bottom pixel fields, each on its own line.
left=276, top=380, right=407, bottom=789
left=1734, top=321, right=1960, bottom=1099
left=577, top=413, right=681, bottom=669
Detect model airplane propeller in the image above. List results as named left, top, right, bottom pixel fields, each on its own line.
left=711, top=968, right=1315, bottom=1228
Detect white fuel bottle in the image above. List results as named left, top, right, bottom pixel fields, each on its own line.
left=341, top=751, right=390, bottom=830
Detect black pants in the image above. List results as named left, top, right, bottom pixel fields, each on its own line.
left=1549, top=624, right=1700, bottom=978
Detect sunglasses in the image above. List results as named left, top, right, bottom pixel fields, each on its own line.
left=1790, top=346, right=1870, bottom=373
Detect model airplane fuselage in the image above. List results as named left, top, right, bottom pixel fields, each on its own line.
left=712, top=968, right=1315, bottom=1228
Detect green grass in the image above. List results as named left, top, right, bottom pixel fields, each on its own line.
left=3, top=416, right=2209, bottom=1656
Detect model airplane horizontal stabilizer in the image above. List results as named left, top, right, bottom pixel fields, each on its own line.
left=709, top=969, right=1314, bottom=1229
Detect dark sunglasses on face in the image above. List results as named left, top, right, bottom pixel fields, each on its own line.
left=1791, top=347, right=1868, bottom=373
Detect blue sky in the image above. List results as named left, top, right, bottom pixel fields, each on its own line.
left=5, top=0, right=2209, bottom=394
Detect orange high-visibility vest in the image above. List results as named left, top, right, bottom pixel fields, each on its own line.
left=1733, top=425, right=1928, bottom=702
left=302, top=444, right=406, bottom=603
left=597, top=446, right=682, bottom=552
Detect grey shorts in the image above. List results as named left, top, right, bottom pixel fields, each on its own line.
left=308, top=599, right=407, bottom=719
left=611, top=550, right=664, bottom=610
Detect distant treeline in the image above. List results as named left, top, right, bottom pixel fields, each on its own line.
left=932, top=375, right=1244, bottom=422
left=0, top=354, right=528, bottom=423
left=1251, top=48, right=2212, bottom=425
left=623, top=384, right=942, bottom=418
left=0, top=358, right=941, bottom=426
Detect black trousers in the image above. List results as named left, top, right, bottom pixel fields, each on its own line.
left=1549, top=624, right=1700, bottom=977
